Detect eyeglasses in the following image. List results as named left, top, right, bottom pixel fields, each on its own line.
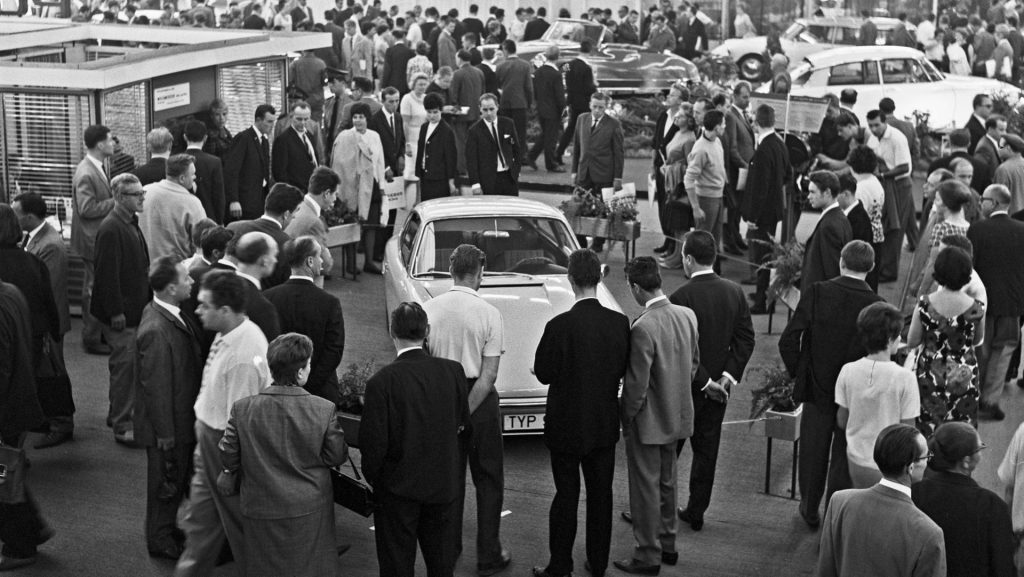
left=122, top=191, right=145, bottom=198
left=914, top=451, right=933, bottom=463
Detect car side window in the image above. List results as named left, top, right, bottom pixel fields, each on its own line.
left=865, top=60, right=880, bottom=84
left=837, top=27, right=860, bottom=45
left=400, top=212, right=421, bottom=265
left=880, top=58, right=917, bottom=83
left=828, top=62, right=864, bottom=85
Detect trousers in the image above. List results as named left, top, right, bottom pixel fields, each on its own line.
left=528, top=116, right=562, bottom=169
left=452, top=390, right=505, bottom=567
left=546, top=446, right=615, bottom=576
left=978, top=314, right=1022, bottom=408
left=145, top=443, right=194, bottom=551
left=798, top=400, right=850, bottom=515
left=375, top=492, right=457, bottom=577
left=0, top=433, right=47, bottom=559
left=101, top=324, right=136, bottom=435
left=624, top=433, right=677, bottom=566
left=675, top=391, right=727, bottom=516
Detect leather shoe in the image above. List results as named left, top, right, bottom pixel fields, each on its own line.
left=612, top=559, right=660, bottom=575
left=36, top=526, right=55, bottom=547
left=362, top=262, right=383, bottom=275
left=85, top=343, right=112, bottom=355
left=548, top=166, right=566, bottom=173
left=526, top=159, right=539, bottom=170
left=149, top=542, right=183, bottom=561
left=0, top=555, right=36, bottom=571
left=114, top=430, right=140, bottom=448
left=677, top=507, right=704, bottom=531
left=661, top=552, right=678, bottom=565
left=532, top=567, right=572, bottom=577
left=34, top=431, right=72, bottom=450
left=799, top=500, right=820, bottom=529
left=478, top=549, right=511, bottom=576
left=620, top=510, right=633, bottom=524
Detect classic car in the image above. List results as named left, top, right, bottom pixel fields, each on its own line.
left=712, top=16, right=915, bottom=82
left=483, top=18, right=700, bottom=95
left=761, top=46, right=1019, bottom=131
left=382, top=197, right=623, bottom=434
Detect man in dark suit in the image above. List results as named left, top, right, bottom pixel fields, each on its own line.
left=572, top=92, right=624, bottom=251
left=183, top=121, right=226, bottom=224
left=927, top=129, right=990, bottom=203
left=135, top=257, right=204, bottom=560
left=969, top=184, right=1024, bottom=420
left=264, top=237, right=344, bottom=405
left=224, top=104, right=276, bottom=221
left=228, top=231, right=281, bottom=341
left=523, top=7, right=550, bottom=40
left=415, top=93, right=459, bottom=201
left=837, top=173, right=877, bottom=291
left=801, top=171, right=853, bottom=291
left=668, top=231, right=754, bottom=531
left=368, top=87, right=405, bottom=261
left=450, top=50, right=486, bottom=175
left=857, top=10, right=877, bottom=45
left=532, top=248, right=630, bottom=577
left=779, top=241, right=883, bottom=528
left=134, top=127, right=173, bottom=187
left=271, top=100, right=320, bottom=192
left=723, top=82, right=755, bottom=255
left=680, top=7, right=706, bottom=59
left=467, top=93, right=522, bottom=196
left=227, top=183, right=303, bottom=290
left=382, top=29, right=414, bottom=93
left=461, top=32, right=483, bottom=65
left=462, top=4, right=484, bottom=39
left=242, top=4, right=266, bottom=28
left=361, top=302, right=471, bottom=577
left=974, top=115, right=1006, bottom=189
left=527, top=46, right=566, bottom=173
left=477, top=47, right=499, bottom=99
left=93, top=173, right=151, bottom=446
left=556, top=40, right=597, bottom=160
left=495, top=40, right=534, bottom=146
left=965, top=93, right=993, bottom=154
left=650, top=85, right=683, bottom=257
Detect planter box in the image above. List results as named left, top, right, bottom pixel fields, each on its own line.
left=339, top=411, right=361, bottom=448
left=325, top=223, right=361, bottom=248
left=569, top=216, right=642, bottom=241
left=765, top=404, right=802, bottom=442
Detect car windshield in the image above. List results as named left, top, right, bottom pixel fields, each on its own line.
left=413, top=216, right=575, bottom=275
left=791, top=61, right=814, bottom=86
left=544, top=21, right=600, bottom=44
left=783, top=22, right=823, bottom=43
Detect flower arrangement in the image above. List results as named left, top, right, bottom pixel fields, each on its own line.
left=323, top=198, right=358, bottom=227
left=337, top=358, right=376, bottom=414
left=558, top=187, right=638, bottom=223
left=752, top=237, right=804, bottom=300
left=748, top=365, right=798, bottom=423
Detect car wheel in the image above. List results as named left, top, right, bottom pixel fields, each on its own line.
left=737, top=54, right=766, bottom=82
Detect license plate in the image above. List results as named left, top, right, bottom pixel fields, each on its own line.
left=503, top=413, right=544, bottom=432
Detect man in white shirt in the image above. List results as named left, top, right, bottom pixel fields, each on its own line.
left=866, top=109, right=914, bottom=282
left=174, top=270, right=270, bottom=577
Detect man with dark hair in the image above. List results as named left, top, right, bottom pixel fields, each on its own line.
left=966, top=94, right=993, bottom=154
left=928, top=128, right=989, bottom=199
left=802, top=171, right=853, bottom=290
left=139, top=153, right=207, bottom=262
left=73, top=123, right=117, bottom=354
left=191, top=226, right=234, bottom=283
left=877, top=98, right=919, bottom=161
left=523, top=6, right=549, bottom=40
left=975, top=114, right=1007, bottom=188
left=93, top=173, right=152, bottom=446
left=684, top=109, right=727, bottom=268
left=858, top=10, right=877, bottom=45
left=175, top=269, right=271, bottom=577
left=616, top=257, right=699, bottom=575
left=225, top=105, right=276, bottom=220
left=467, top=93, right=522, bottom=196
left=230, top=231, right=282, bottom=340
left=450, top=48, right=486, bottom=174
left=780, top=240, right=884, bottom=529
left=866, top=108, right=914, bottom=279
left=339, top=76, right=383, bottom=130
left=836, top=172, right=875, bottom=290
left=528, top=45, right=567, bottom=173
left=184, top=120, right=227, bottom=224
left=382, top=28, right=414, bottom=93
left=556, top=39, right=596, bottom=160
left=289, top=49, right=328, bottom=120
left=361, top=302, right=470, bottom=577
left=228, top=182, right=303, bottom=289
left=532, top=249, right=629, bottom=577
left=272, top=100, right=320, bottom=191
left=839, top=89, right=859, bottom=124
left=422, top=244, right=510, bottom=575
left=817, top=424, right=945, bottom=577
left=368, top=87, right=405, bottom=262
left=134, top=127, right=174, bottom=187
left=573, top=92, right=625, bottom=252
left=285, top=167, right=339, bottom=284
left=495, top=39, right=534, bottom=145
left=463, top=3, right=484, bottom=39
left=265, top=236, right=344, bottom=404
left=477, top=46, right=499, bottom=95
left=135, top=256, right=203, bottom=560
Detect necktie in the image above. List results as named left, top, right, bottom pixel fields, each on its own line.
left=389, top=114, right=395, bottom=140
left=302, top=132, right=315, bottom=161
left=21, top=232, right=29, bottom=249
left=491, top=121, right=506, bottom=168
left=260, top=135, right=270, bottom=185
left=592, top=117, right=599, bottom=132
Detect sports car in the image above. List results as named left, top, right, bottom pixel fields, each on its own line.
left=382, top=197, right=623, bottom=435
left=483, top=18, right=700, bottom=95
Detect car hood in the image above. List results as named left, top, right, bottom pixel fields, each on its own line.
left=941, top=74, right=1020, bottom=97
left=421, top=275, right=620, bottom=400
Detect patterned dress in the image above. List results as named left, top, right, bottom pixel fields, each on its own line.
left=914, top=295, right=985, bottom=435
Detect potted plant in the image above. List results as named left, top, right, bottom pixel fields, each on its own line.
left=754, top=237, right=804, bottom=310
left=748, top=365, right=801, bottom=441
left=558, top=188, right=641, bottom=242
left=337, top=358, right=376, bottom=446
left=323, top=198, right=361, bottom=248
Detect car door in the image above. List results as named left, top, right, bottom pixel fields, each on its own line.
left=878, top=57, right=931, bottom=121
left=824, top=59, right=882, bottom=119
left=384, top=211, right=421, bottom=324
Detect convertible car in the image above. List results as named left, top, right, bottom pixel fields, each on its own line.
left=484, top=18, right=699, bottom=95
left=382, top=197, right=623, bottom=434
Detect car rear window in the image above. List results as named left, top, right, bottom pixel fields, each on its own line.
left=828, top=62, right=865, bottom=85
left=413, top=217, right=575, bottom=274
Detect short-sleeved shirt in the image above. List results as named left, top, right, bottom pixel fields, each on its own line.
left=423, top=285, right=504, bottom=379
left=867, top=125, right=912, bottom=180
left=194, top=319, right=271, bottom=430
left=835, top=358, right=920, bottom=468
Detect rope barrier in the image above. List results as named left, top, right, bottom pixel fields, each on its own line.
left=721, top=416, right=782, bottom=426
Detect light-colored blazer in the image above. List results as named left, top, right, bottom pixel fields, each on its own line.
left=621, top=298, right=700, bottom=445
left=285, top=197, right=335, bottom=277
left=331, top=128, right=386, bottom=221
left=25, top=222, right=70, bottom=335
left=70, top=156, right=114, bottom=261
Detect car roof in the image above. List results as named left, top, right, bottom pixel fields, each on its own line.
left=796, top=16, right=904, bottom=28
left=804, top=45, right=923, bottom=67
left=414, top=197, right=567, bottom=221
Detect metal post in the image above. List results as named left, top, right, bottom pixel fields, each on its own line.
left=764, top=437, right=773, bottom=494
left=790, top=439, right=799, bottom=499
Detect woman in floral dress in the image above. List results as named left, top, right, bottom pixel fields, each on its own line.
left=907, top=246, right=986, bottom=435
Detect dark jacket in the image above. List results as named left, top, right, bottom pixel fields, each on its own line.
left=466, top=116, right=522, bottom=192
left=271, top=126, right=319, bottom=192
left=0, top=247, right=59, bottom=343
left=534, top=298, right=630, bottom=455
left=533, top=63, right=566, bottom=120
left=360, top=348, right=470, bottom=503
left=224, top=126, right=271, bottom=220
left=779, top=276, right=884, bottom=403
left=741, top=131, right=791, bottom=229
left=382, top=42, right=415, bottom=93
left=476, top=63, right=498, bottom=98
left=415, top=120, right=458, bottom=182
left=928, top=151, right=989, bottom=193
left=369, top=108, right=406, bottom=174
left=0, top=282, right=44, bottom=437
left=185, top=146, right=226, bottom=224
left=264, top=278, right=345, bottom=405
left=801, top=206, right=852, bottom=291
left=133, top=157, right=167, bottom=187
left=572, top=113, right=625, bottom=187
left=91, top=204, right=151, bottom=327
left=912, top=470, right=1016, bottom=577
left=651, top=109, right=680, bottom=171
left=562, top=57, right=596, bottom=110
left=968, top=213, right=1024, bottom=317
left=966, top=114, right=986, bottom=155
left=523, top=17, right=549, bottom=41
left=495, top=55, right=534, bottom=110
left=226, top=218, right=292, bottom=289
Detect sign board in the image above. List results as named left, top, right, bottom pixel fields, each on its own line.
left=154, top=82, right=190, bottom=112
left=749, top=93, right=829, bottom=134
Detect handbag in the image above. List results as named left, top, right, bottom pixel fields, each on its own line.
left=331, top=461, right=375, bottom=517
left=0, top=442, right=27, bottom=504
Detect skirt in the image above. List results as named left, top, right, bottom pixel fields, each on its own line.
left=243, top=504, right=338, bottom=577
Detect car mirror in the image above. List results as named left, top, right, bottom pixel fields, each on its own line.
left=482, top=230, right=510, bottom=238
left=601, top=263, right=610, bottom=278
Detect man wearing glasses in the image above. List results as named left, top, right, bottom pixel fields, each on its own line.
left=993, top=133, right=1024, bottom=215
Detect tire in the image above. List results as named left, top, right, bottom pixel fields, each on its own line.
left=738, top=54, right=766, bottom=82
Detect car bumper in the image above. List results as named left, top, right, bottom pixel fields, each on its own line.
left=499, top=397, right=547, bottom=435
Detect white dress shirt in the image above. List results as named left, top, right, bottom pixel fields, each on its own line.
left=193, top=319, right=271, bottom=430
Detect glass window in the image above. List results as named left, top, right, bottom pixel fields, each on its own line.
left=400, top=212, right=421, bottom=265
left=412, top=217, right=575, bottom=275
left=828, top=62, right=864, bottom=85
left=837, top=27, right=860, bottom=45
left=782, top=22, right=806, bottom=41
left=880, top=58, right=929, bottom=83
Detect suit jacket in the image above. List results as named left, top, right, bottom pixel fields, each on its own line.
left=133, top=156, right=167, bottom=187
left=24, top=222, right=70, bottom=335
left=725, top=106, right=755, bottom=185
left=651, top=109, right=679, bottom=173
left=272, top=127, right=319, bottom=191
left=681, top=18, right=706, bottom=58
left=264, top=278, right=345, bottom=404
left=382, top=41, right=415, bottom=93
left=523, top=17, right=550, bottom=41
left=477, top=62, right=498, bottom=97
left=0, top=282, right=44, bottom=438
left=913, top=471, right=1016, bottom=577
left=801, top=206, right=852, bottom=291
left=0, top=246, right=60, bottom=343
left=436, top=30, right=457, bottom=70
left=817, top=485, right=946, bottom=577
left=669, top=273, right=755, bottom=389
left=185, top=147, right=226, bottom=224
left=224, top=127, right=271, bottom=220
left=415, top=120, right=458, bottom=182
left=928, top=150, right=989, bottom=193
left=91, top=205, right=151, bottom=327
left=966, top=114, right=986, bottom=154
left=621, top=299, right=700, bottom=445
left=343, top=34, right=375, bottom=78
left=360, top=348, right=470, bottom=503
left=495, top=55, right=534, bottom=110
left=975, top=134, right=1000, bottom=186
left=239, top=278, right=280, bottom=341
left=242, top=13, right=266, bottom=29
left=466, top=116, right=522, bottom=192
left=322, top=93, right=354, bottom=148
left=284, top=198, right=335, bottom=276
left=779, top=276, right=883, bottom=403
left=368, top=108, right=406, bottom=174
left=562, top=57, right=596, bottom=109
left=968, top=213, right=1024, bottom=316
left=220, top=386, right=348, bottom=518
left=845, top=202, right=873, bottom=245
left=134, top=301, right=203, bottom=447
left=741, top=131, right=791, bottom=229
left=227, top=217, right=293, bottom=289
left=533, top=63, right=566, bottom=120
left=450, top=64, right=485, bottom=123
left=534, top=298, right=630, bottom=455
left=71, top=156, right=115, bottom=261
left=573, top=113, right=625, bottom=187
